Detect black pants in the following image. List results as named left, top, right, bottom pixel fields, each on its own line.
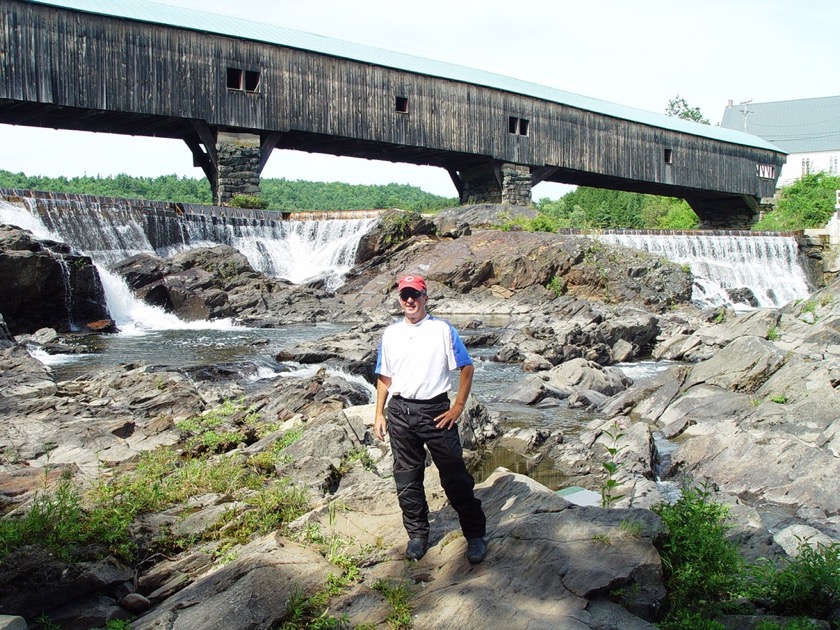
left=387, top=394, right=486, bottom=541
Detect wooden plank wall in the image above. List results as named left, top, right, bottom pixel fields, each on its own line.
left=0, top=1, right=784, bottom=199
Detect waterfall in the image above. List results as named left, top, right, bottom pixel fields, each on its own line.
left=0, top=195, right=377, bottom=330
left=2, top=194, right=377, bottom=290
left=595, top=231, right=812, bottom=309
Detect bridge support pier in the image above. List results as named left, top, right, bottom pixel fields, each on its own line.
left=687, top=195, right=761, bottom=230
left=215, top=132, right=262, bottom=205
left=448, top=162, right=532, bottom=206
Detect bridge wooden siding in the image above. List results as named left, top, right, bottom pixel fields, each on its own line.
left=0, top=0, right=785, bottom=226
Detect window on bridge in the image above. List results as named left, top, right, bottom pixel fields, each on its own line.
left=226, top=67, right=261, bottom=93
left=227, top=67, right=243, bottom=90
left=395, top=96, right=409, bottom=113
left=664, top=148, right=673, bottom=164
left=244, top=71, right=261, bottom=93
left=509, top=116, right=529, bottom=136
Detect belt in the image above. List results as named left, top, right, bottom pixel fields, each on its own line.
left=392, top=393, right=449, bottom=405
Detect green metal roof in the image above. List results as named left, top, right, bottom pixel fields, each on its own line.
left=30, top=0, right=783, bottom=154
left=720, top=96, right=840, bottom=154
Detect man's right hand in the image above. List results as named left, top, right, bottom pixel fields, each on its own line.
left=373, top=413, right=387, bottom=441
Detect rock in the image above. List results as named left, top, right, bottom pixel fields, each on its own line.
left=0, top=313, right=14, bottom=348
left=119, top=592, right=152, bottom=614
left=0, top=552, right=132, bottom=619
left=0, top=616, right=27, bottom=630
left=544, top=358, right=633, bottom=398
left=432, top=204, right=537, bottom=235
left=132, top=534, right=336, bottom=630
left=353, top=209, right=437, bottom=264
left=773, top=524, right=836, bottom=557
left=0, top=225, right=110, bottom=334
left=726, top=287, right=759, bottom=307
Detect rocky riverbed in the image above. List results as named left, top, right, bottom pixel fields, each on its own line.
left=1, top=205, right=838, bottom=629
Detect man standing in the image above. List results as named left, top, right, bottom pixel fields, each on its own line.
left=374, top=274, right=487, bottom=564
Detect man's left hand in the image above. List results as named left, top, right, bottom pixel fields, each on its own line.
left=434, top=403, right=464, bottom=430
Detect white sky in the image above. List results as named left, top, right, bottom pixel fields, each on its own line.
left=1, top=0, right=838, bottom=199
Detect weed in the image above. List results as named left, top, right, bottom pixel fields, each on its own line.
left=767, top=325, right=781, bottom=341
left=592, top=532, right=612, bottom=546
left=546, top=275, right=565, bottom=298
left=769, top=394, right=788, bottom=404
left=801, top=300, right=817, bottom=314
left=338, top=448, right=376, bottom=475
left=619, top=519, right=644, bottom=540
left=819, top=294, right=834, bottom=307
left=211, top=480, right=310, bottom=544
left=373, top=578, right=414, bottom=629
left=600, top=420, right=627, bottom=508
left=748, top=539, right=840, bottom=618
left=652, top=481, right=743, bottom=624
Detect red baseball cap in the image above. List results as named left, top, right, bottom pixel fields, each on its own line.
left=397, top=275, right=427, bottom=293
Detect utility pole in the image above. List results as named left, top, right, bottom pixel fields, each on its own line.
left=739, top=100, right=753, bottom=132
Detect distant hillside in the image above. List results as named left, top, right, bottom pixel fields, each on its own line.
left=0, top=170, right=457, bottom=213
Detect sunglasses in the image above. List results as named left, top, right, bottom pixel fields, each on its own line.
left=399, top=289, right=425, bottom=301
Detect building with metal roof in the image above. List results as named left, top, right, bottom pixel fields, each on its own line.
left=721, top=96, right=840, bottom=185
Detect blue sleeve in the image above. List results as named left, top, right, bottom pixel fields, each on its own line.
left=374, top=340, right=384, bottom=375
left=449, top=324, right=473, bottom=368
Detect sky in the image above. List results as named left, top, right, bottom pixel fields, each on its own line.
left=1, top=0, right=838, bottom=200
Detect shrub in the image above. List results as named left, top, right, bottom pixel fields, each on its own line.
left=228, top=193, right=269, bottom=209
left=749, top=540, right=840, bottom=618
left=652, top=482, right=744, bottom=624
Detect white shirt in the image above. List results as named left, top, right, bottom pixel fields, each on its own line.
left=375, top=315, right=472, bottom=400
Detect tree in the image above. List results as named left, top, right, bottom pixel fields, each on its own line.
left=666, top=96, right=710, bottom=125
left=754, top=172, right=840, bottom=230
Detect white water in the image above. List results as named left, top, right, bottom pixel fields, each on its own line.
left=596, top=232, right=811, bottom=309
left=1, top=199, right=376, bottom=330
left=1, top=201, right=236, bottom=332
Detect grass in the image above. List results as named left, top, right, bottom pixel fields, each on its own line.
left=2, top=419, right=312, bottom=563
left=373, top=578, right=414, bottom=629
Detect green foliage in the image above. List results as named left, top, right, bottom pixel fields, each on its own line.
left=373, top=578, right=414, bottom=629
left=534, top=189, right=698, bottom=230
left=0, top=170, right=212, bottom=203
left=652, top=482, right=744, bottom=624
left=769, top=394, right=788, bottom=404
left=546, top=275, right=565, bottom=298
left=767, top=325, right=781, bottom=341
left=211, top=480, right=310, bottom=544
left=0, top=169, right=455, bottom=212
left=229, top=193, right=269, bottom=209
left=749, top=540, right=840, bottom=618
left=600, top=421, right=627, bottom=508
left=0, top=474, right=126, bottom=561
left=754, top=619, right=822, bottom=630
left=754, top=172, right=840, bottom=231
left=665, top=96, right=711, bottom=125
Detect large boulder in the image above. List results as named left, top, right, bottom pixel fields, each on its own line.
left=0, top=225, right=110, bottom=335
left=111, top=246, right=357, bottom=325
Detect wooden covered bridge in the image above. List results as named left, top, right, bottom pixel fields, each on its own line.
left=0, top=0, right=786, bottom=228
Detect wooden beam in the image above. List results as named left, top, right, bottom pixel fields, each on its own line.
left=189, top=119, right=218, bottom=167
left=259, top=131, right=284, bottom=173
left=447, top=168, right=464, bottom=198
left=531, top=166, right=560, bottom=186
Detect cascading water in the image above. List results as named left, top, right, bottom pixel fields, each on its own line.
left=595, top=231, right=812, bottom=309
left=1, top=198, right=369, bottom=331
left=13, top=195, right=377, bottom=291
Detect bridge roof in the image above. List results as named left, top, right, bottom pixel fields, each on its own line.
left=31, top=0, right=783, bottom=154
